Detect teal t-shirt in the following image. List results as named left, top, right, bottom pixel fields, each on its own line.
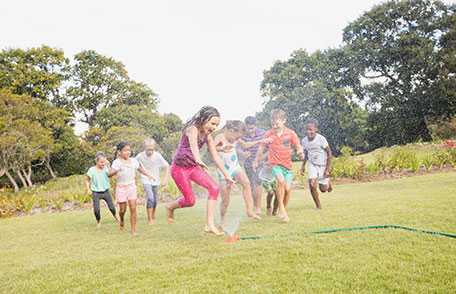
left=86, top=166, right=110, bottom=192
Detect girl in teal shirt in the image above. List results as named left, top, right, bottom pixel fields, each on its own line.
left=85, top=152, right=118, bottom=227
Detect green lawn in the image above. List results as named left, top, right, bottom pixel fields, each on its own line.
left=1, top=172, right=456, bottom=293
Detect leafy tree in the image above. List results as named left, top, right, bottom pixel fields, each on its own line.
left=343, top=0, right=456, bottom=145
left=0, top=90, right=59, bottom=191
left=98, top=126, right=148, bottom=160
left=0, top=46, right=69, bottom=105
left=94, top=105, right=183, bottom=146
left=66, top=50, right=157, bottom=126
left=260, top=48, right=369, bottom=153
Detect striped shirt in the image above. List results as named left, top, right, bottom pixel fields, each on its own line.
left=240, top=128, right=265, bottom=167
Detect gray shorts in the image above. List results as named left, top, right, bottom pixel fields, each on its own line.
left=244, top=164, right=262, bottom=189
left=143, top=184, right=159, bottom=209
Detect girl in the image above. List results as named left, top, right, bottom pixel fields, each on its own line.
left=165, top=106, right=234, bottom=236
left=111, top=142, right=155, bottom=236
left=85, top=152, right=118, bottom=228
left=214, top=120, right=264, bottom=227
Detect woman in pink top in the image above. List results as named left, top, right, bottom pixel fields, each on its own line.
left=165, top=106, right=234, bottom=235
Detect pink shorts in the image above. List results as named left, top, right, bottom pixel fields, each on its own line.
left=115, top=183, right=137, bottom=203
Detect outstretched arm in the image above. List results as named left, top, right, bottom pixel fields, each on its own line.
left=238, top=138, right=266, bottom=149
left=138, top=165, right=156, bottom=181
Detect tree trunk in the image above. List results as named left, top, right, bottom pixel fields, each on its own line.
left=22, top=167, right=33, bottom=187
left=45, top=161, right=57, bottom=178
left=5, top=170, right=19, bottom=192
left=15, top=169, right=28, bottom=188
left=418, top=115, right=432, bottom=142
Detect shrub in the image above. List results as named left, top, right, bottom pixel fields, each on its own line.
left=332, top=157, right=365, bottom=180
left=387, top=148, right=419, bottom=172
left=432, top=150, right=451, bottom=169
left=373, top=151, right=388, bottom=172
left=422, top=155, right=434, bottom=171
left=366, top=162, right=381, bottom=175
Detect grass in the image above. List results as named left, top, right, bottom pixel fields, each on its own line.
left=1, top=172, right=456, bottom=293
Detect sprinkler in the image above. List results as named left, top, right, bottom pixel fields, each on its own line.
left=223, top=216, right=241, bottom=244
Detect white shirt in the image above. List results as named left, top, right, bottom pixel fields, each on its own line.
left=111, top=158, right=140, bottom=186
left=302, top=134, right=329, bottom=166
left=135, top=151, right=169, bottom=185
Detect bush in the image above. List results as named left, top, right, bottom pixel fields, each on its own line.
left=432, top=150, right=451, bottom=168
left=422, top=155, right=434, bottom=171
left=387, top=147, right=419, bottom=172
left=332, top=157, right=365, bottom=180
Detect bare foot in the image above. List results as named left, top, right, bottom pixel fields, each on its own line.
left=278, top=213, right=289, bottom=223
left=204, top=225, right=224, bottom=236
left=119, top=220, right=125, bottom=231
left=281, top=215, right=290, bottom=223
left=267, top=207, right=273, bottom=216
left=247, top=212, right=261, bottom=220
left=148, top=219, right=155, bottom=225
left=165, top=205, right=174, bottom=224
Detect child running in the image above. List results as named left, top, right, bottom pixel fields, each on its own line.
left=214, top=120, right=262, bottom=227
left=135, top=138, right=170, bottom=225
left=259, top=164, right=279, bottom=216
left=301, top=119, right=333, bottom=209
left=237, top=116, right=266, bottom=215
left=111, top=141, right=156, bottom=236
left=165, top=106, right=235, bottom=236
left=85, top=152, right=118, bottom=228
left=253, top=109, right=304, bottom=223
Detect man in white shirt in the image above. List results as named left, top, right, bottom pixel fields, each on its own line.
left=135, top=138, right=170, bottom=224
left=301, top=120, right=332, bottom=209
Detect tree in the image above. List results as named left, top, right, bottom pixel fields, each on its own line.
left=0, top=90, right=58, bottom=191
left=260, top=48, right=369, bottom=153
left=98, top=126, right=148, bottom=160
left=343, top=0, right=456, bottom=145
left=0, top=46, right=69, bottom=105
left=94, top=105, right=183, bottom=145
left=66, top=50, right=157, bottom=126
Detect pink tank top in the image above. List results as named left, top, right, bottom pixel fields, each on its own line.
left=173, top=133, right=207, bottom=167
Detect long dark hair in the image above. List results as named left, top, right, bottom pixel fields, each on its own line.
left=115, top=141, right=130, bottom=158
left=183, top=106, right=220, bottom=132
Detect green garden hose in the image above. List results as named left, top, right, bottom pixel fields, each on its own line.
left=239, top=224, right=456, bottom=241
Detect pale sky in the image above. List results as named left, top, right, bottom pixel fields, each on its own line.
left=2, top=0, right=455, bottom=132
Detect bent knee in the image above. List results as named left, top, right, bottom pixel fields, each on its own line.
left=208, top=184, right=220, bottom=199
left=309, top=180, right=318, bottom=189
left=182, top=198, right=196, bottom=208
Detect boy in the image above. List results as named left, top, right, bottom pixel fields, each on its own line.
left=237, top=116, right=266, bottom=215
left=135, top=138, right=170, bottom=224
left=258, top=164, right=278, bottom=216
left=253, top=109, right=304, bottom=223
left=300, top=120, right=332, bottom=210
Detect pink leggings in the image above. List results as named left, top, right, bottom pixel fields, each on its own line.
left=171, top=164, right=220, bottom=208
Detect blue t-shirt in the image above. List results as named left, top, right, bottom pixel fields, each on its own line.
left=86, top=166, right=110, bottom=192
